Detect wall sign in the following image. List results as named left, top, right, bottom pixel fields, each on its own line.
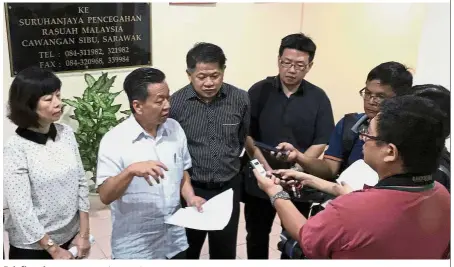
left=5, top=3, right=151, bottom=76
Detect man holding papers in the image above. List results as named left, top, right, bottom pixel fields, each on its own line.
left=96, top=68, right=205, bottom=259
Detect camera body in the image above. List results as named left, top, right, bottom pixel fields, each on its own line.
left=277, top=202, right=326, bottom=259
left=277, top=231, right=305, bottom=259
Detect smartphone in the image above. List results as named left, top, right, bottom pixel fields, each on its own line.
left=254, top=141, right=280, bottom=153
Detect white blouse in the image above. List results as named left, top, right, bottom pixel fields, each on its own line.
left=3, top=123, right=90, bottom=250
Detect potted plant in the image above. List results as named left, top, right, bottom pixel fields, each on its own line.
left=63, top=72, right=131, bottom=208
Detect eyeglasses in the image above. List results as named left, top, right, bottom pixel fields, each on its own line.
left=358, top=127, right=386, bottom=143
left=279, top=59, right=309, bottom=72
left=359, top=88, right=386, bottom=104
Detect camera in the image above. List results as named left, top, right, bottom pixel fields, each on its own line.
left=277, top=202, right=327, bottom=259
left=277, top=231, right=305, bottom=259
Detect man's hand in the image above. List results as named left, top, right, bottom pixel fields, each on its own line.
left=272, top=169, right=314, bottom=187
left=126, top=161, right=168, bottom=185
left=271, top=142, right=298, bottom=162
left=252, top=169, right=283, bottom=197
left=73, top=234, right=91, bottom=259
left=48, top=246, right=74, bottom=260
left=186, top=196, right=207, bottom=212
left=332, top=181, right=354, bottom=196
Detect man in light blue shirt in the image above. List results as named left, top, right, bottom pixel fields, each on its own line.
left=96, top=67, right=206, bottom=259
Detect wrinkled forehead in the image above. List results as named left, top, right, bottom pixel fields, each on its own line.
left=193, top=62, right=223, bottom=75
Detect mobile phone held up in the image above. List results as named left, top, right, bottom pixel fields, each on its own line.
left=254, top=141, right=279, bottom=153
left=249, top=159, right=267, bottom=177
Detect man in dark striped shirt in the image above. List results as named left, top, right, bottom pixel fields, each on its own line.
left=169, top=42, right=250, bottom=259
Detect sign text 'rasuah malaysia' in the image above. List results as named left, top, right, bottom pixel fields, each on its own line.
left=6, top=3, right=151, bottom=76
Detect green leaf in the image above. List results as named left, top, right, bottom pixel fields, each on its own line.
left=120, top=110, right=132, bottom=116
left=62, top=99, right=80, bottom=109
left=78, top=116, right=95, bottom=128
left=83, top=87, right=92, bottom=101
left=93, top=94, right=107, bottom=109
left=96, top=127, right=109, bottom=135
left=106, top=104, right=121, bottom=114
left=106, top=91, right=121, bottom=106
left=102, top=112, right=117, bottom=120
left=91, top=73, right=108, bottom=92
left=75, top=133, right=89, bottom=145
left=85, top=74, right=96, bottom=88
left=80, top=101, right=95, bottom=114
left=99, top=76, right=117, bottom=93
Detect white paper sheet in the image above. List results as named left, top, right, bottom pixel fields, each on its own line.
left=165, top=189, right=233, bottom=231
left=310, top=160, right=379, bottom=213
left=337, top=159, right=379, bottom=190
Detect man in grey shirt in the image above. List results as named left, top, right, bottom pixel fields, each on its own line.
left=170, top=42, right=250, bottom=259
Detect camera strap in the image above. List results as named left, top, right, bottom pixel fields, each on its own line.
left=373, top=173, right=435, bottom=192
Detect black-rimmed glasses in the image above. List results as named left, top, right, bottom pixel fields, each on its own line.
left=359, top=88, right=386, bottom=104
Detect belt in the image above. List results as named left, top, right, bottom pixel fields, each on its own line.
left=191, top=180, right=231, bottom=190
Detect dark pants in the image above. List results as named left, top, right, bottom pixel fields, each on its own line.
left=244, top=194, right=311, bottom=259
left=9, top=236, right=74, bottom=260
left=168, top=249, right=186, bottom=259
left=182, top=177, right=241, bottom=259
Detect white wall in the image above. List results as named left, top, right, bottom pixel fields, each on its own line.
left=3, top=3, right=303, bottom=141
left=412, top=3, right=450, bottom=89
left=300, top=3, right=427, bottom=121
left=411, top=3, right=450, bottom=151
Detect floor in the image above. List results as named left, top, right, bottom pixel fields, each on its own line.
left=3, top=202, right=282, bottom=260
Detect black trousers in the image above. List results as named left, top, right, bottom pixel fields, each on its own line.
left=168, top=249, right=186, bottom=259
left=244, top=193, right=311, bottom=259
left=182, top=177, right=241, bottom=259
left=9, top=236, right=74, bottom=260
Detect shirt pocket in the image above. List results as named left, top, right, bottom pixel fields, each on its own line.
left=221, top=122, right=240, bottom=148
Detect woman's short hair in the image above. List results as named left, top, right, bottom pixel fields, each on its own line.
left=8, top=66, right=61, bottom=128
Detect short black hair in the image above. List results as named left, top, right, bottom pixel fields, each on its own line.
left=186, top=42, right=226, bottom=73
left=123, top=67, right=166, bottom=113
left=8, top=66, right=61, bottom=128
left=279, top=33, right=316, bottom=62
left=366, top=62, right=413, bottom=96
left=413, top=84, right=450, bottom=139
left=377, top=96, right=446, bottom=174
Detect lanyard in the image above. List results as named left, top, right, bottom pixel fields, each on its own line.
left=374, top=173, right=434, bottom=192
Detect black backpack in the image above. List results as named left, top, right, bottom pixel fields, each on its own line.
left=434, top=148, right=450, bottom=192
left=340, top=113, right=361, bottom=173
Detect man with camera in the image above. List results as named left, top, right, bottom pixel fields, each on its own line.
left=254, top=95, right=450, bottom=259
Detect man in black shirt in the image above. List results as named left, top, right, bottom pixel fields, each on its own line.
left=170, top=43, right=250, bottom=259
left=244, top=33, right=334, bottom=259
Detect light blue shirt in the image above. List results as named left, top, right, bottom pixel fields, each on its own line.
left=96, top=116, right=191, bottom=259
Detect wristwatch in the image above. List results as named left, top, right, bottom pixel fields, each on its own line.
left=270, top=190, right=291, bottom=207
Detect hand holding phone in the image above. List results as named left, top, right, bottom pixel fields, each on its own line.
left=250, top=159, right=267, bottom=177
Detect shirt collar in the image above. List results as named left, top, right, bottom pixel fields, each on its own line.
left=184, top=83, right=227, bottom=101
left=16, top=123, right=57, bottom=145
left=277, top=75, right=305, bottom=95
left=127, top=115, right=170, bottom=142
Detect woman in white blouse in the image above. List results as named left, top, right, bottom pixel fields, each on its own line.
left=4, top=66, right=91, bottom=259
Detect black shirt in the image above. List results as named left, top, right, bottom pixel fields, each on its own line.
left=249, top=76, right=334, bottom=154
left=170, top=83, right=250, bottom=183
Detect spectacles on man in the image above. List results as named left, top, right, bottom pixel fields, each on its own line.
left=358, top=127, right=386, bottom=143
left=359, top=88, right=387, bottom=104
left=279, top=59, right=309, bottom=72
